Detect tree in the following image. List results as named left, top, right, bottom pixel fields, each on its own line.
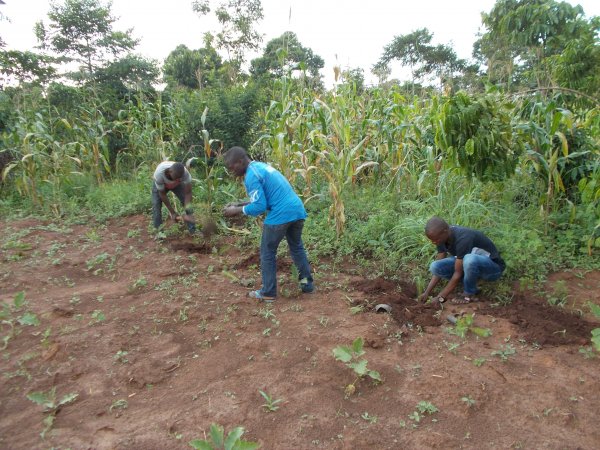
left=377, top=28, right=433, bottom=85
left=250, top=31, right=324, bottom=81
left=93, top=55, right=159, bottom=90
left=377, top=28, right=466, bottom=90
left=163, top=43, right=223, bottom=90
left=0, top=50, right=56, bottom=87
left=192, top=0, right=264, bottom=68
left=477, top=0, right=596, bottom=90
left=34, top=0, right=138, bottom=80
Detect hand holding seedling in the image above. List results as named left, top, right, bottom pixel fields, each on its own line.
left=181, top=213, right=195, bottom=224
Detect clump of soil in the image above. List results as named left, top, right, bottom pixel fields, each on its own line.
left=168, top=240, right=211, bottom=254
left=477, top=295, right=596, bottom=346
left=351, top=277, right=440, bottom=328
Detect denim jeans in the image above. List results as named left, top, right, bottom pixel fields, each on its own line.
left=259, top=219, right=313, bottom=297
left=151, top=184, right=196, bottom=233
left=429, top=254, right=503, bottom=295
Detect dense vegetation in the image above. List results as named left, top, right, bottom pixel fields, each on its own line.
left=1, top=0, right=599, bottom=289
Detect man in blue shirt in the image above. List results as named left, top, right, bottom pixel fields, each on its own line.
left=419, top=216, right=505, bottom=305
left=222, top=146, right=314, bottom=303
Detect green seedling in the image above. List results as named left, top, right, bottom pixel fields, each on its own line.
left=491, top=344, right=516, bottom=362
left=90, top=310, right=106, bottom=323
left=461, top=396, right=476, bottom=407
left=408, top=401, right=439, bottom=424
left=333, top=337, right=382, bottom=397
left=109, top=399, right=128, bottom=415
left=587, top=302, right=600, bottom=352
left=26, top=387, right=78, bottom=438
left=259, top=390, right=283, bottom=412
left=189, top=423, right=259, bottom=450
left=361, top=412, right=378, bottom=424
left=449, top=313, right=491, bottom=338
left=113, top=350, right=129, bottom=364
left=1, top=291, right=40, bottom=349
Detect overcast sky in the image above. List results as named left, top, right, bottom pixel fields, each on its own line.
left=2, top=0, right=599, bottom=87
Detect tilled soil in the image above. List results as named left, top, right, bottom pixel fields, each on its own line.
left=1, top=215, right=599, bottom=450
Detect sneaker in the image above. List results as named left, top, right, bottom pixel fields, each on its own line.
left=299, top=278, right=314, bottom=294
left=249, top=290, right=276, bottom=303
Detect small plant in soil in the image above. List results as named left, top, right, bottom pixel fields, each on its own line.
left=333, top=337, right=382, bottom=397
left=189, top=423, right=259, bottom=449
left=26, top=387, right=78, bottom=438
left=491, top=344, right=516, bottom=362
left=461, top=395, right=476, bottom=407
left=1, top=291, right=40, bottom=350
left=259, top=390, right=283, bottom=412
left=408, top=401, right=438, bottom=424
left=448, top=313, right=492, bottom=338
left=587, top=302, right=600, bottom=352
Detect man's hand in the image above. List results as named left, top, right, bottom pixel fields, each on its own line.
left=181, top=213, right=195, bottom=224
left=418, top=293, right=429, bottom=303
left=223, top=205, right=242, bottom=217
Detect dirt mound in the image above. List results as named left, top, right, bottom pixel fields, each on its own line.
left=351, top=277, right=440, bottom=328
left=478, top=295, right=596, bottom=346
left=168, top=239, right=211, bottom=254
left=351, top=277, right=397, bottom=294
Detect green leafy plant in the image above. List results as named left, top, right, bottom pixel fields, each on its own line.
left=408, top=401, right=438, bottom=423
left=1, top=291, right=40, bottom=349
left=189, top=423, right=259, bottom=450
left=491, top=344, right=516, bottom=362
left=26, top=387, right=78, bottom=438
left=448, top=313, right=492, bottom=338
left=333, top=337, right=382, bottom=397
left=259, top=390, right=283, bottom=412
left=588, top=302, right=600, bottom=352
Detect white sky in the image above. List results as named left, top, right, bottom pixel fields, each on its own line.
left=1, top=0, right=599, bottom=88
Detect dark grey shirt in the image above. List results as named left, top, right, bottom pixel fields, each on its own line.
left=437, top=226, right=505, bottom=270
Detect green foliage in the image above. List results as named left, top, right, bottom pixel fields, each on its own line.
left=1, top=291, right=40, bottom=350
left=491, top=344, right=516, bottom=362
left=189, top=423, right=259, bottom=450
left=250, top=31, right=324, bottom=82
left=258, top=390, right=283, bottom=412
left=333, top=337, right=382, bottom=386
left=448, top=313, right=492, bottom=338
left=435, top=92, right=520, bottom=181
left=26, top=387, right=78, bottom=438
left=35, top=0, right=138, bottom=79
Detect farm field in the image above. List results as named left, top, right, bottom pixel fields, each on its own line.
left=1, top=215, right=599, bottom=449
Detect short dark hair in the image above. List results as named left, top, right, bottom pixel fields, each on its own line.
left=425, top=216, right=449, bottom=235
left=170, top=162, right=185, bottom=178
left=223, top=146, right=248, bottom=165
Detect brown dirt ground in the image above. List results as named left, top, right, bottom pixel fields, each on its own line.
left=1, top=215, right=599, bottom=450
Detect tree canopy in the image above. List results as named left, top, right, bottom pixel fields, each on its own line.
left=34, top=0, right=138, bottom=80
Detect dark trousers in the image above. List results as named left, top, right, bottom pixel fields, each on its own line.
left=259, top=219, right=313, bottom=297
left=151, top=184, right=195, bottom=233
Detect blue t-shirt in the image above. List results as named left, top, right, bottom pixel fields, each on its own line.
left=242, top=161, right=307, bottom=225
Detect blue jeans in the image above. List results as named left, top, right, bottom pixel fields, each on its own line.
left=151, top=184, right=196, bottom=233
left=430, top=254, right=503, bottom=295
left=260, top=219, right=313, bottom=297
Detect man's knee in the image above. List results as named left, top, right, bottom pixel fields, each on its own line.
left=430, top=260, right=444, bottom=276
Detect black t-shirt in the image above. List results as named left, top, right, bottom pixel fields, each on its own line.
left=436, top=226, right=505, bottom=270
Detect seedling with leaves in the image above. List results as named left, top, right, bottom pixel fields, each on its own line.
left=587, top=302, right=600, bottom=352
left=26, top=387, right=78, bottom=438
left=189, top=423, right=259, bottom=449
left=259, top=390, right=283, bottom=412
left=1, top=291, right=40, bottom=350
left=333, top=337, right=381, bottom=397
left=448, top=313, right=491, bottom=338
left=491, top=344, right=516, bottom=362
left=408, top=401, right=438, bottom=423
